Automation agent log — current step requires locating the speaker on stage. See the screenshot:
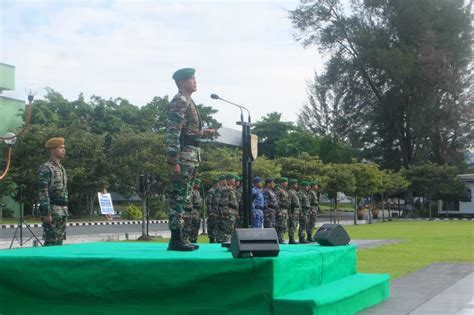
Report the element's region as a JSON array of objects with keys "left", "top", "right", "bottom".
[
  {"left": 314, "top": 224, "right": 350, "bottom": 246},
  {"left": 230, "top": 228, "right": 280, "bottom": 258}
]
